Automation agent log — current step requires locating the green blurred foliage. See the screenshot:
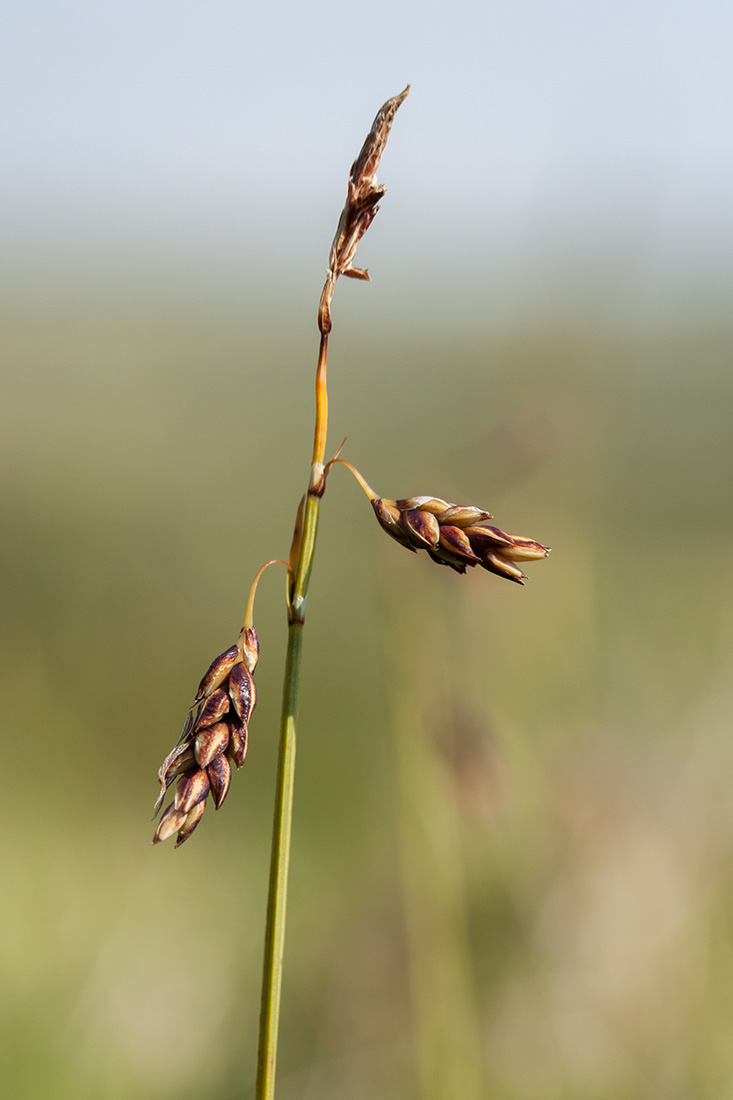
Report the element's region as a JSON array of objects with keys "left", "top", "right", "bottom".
[{"left": 2, "top": 294, "right": 733, "bottom": 1099}]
